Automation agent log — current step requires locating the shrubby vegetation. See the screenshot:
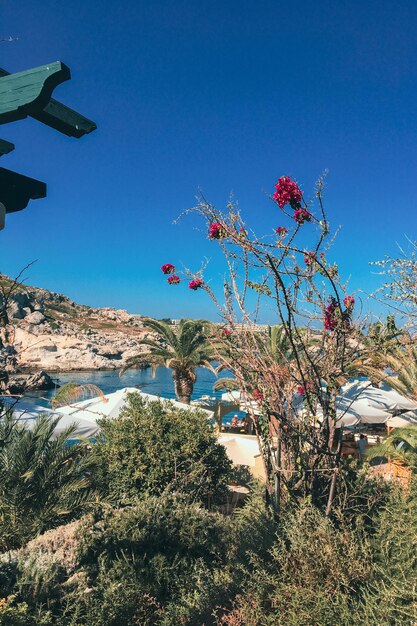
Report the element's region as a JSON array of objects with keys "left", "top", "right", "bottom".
[
  {"left": 1, "top": 177, "right": 417, "bottom": 624},
  {"left": 91, "top": 394, "right": 232, "bottom": 506}
]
